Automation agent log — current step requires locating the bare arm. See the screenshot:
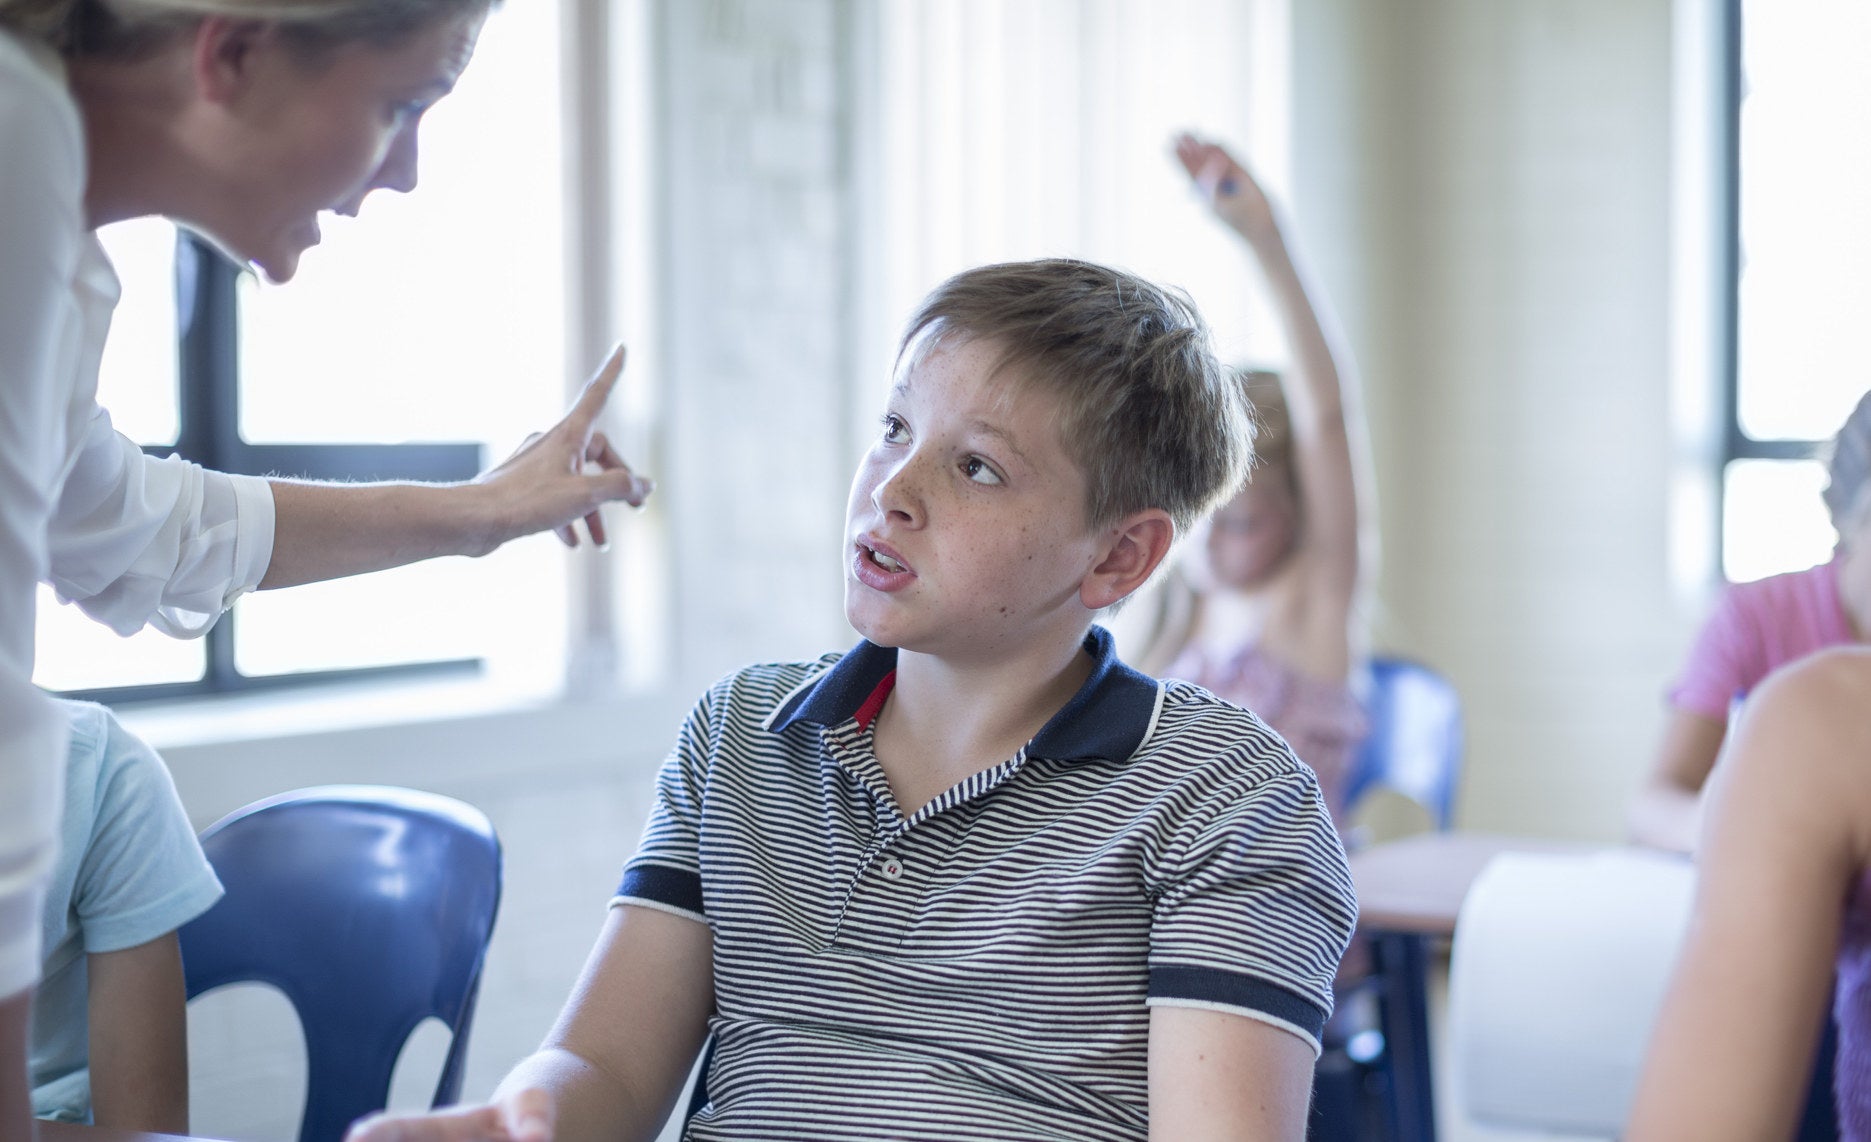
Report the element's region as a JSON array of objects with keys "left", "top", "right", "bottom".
[
  {"left": 261, "top": 348, "right": 652, "bottom": 590},
  {"left": 346, "top": 904, "right": 714, "bottom": 1142},
  {"left": 1626, "top": 708, "right": 1727, "bottom": 854},
  {"left": 87, "top": 934, "right": 188, "bottom": 1134},
  {"left": 1148, "top": 1006, "right": 1314, "bottom": 1140},
  {"left": 0, "top": 990, "right": 30, "bottom": 1142},
  {"left": 1627, "top": 650, "right": 1871, "bottom": 1140},
  {"left": 1173, "top": 134, "right": 1371, "bottom": 624}
]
